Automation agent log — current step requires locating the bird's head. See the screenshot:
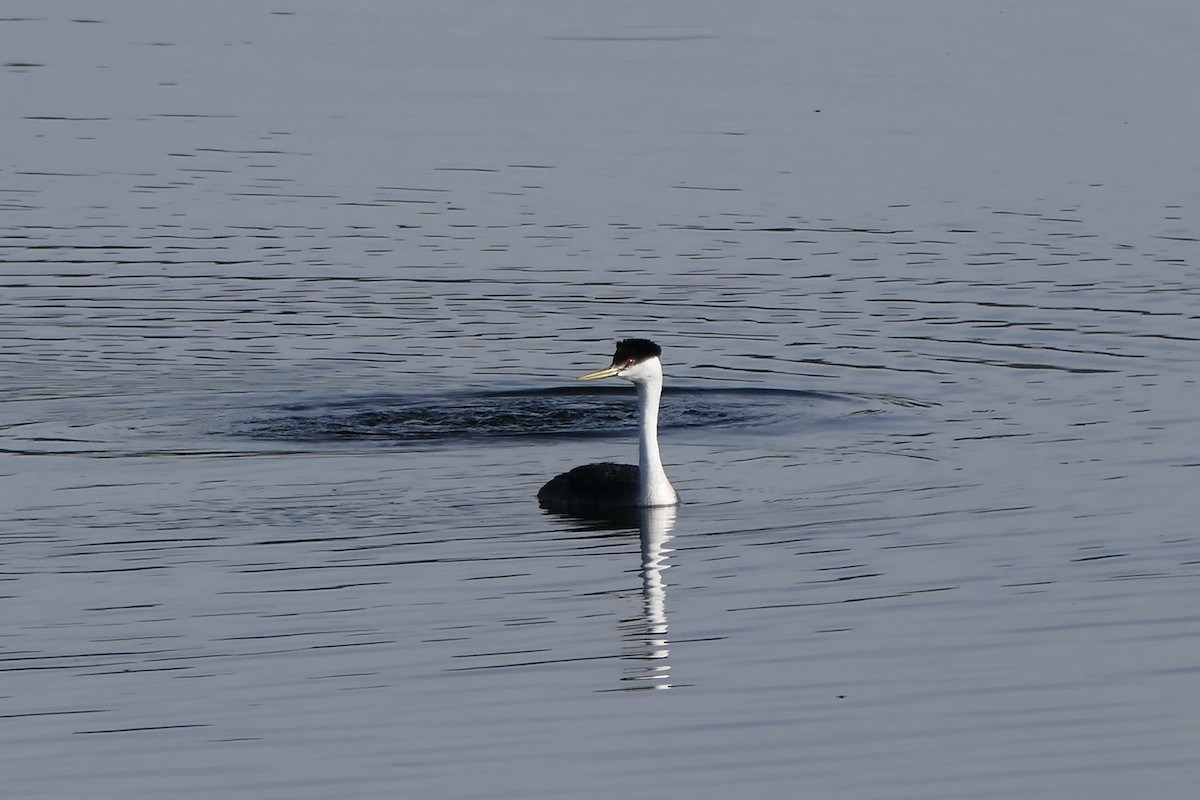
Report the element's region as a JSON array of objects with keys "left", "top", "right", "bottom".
[{"left": 578, "top": 338, "right": 664, "bottom": 385}]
